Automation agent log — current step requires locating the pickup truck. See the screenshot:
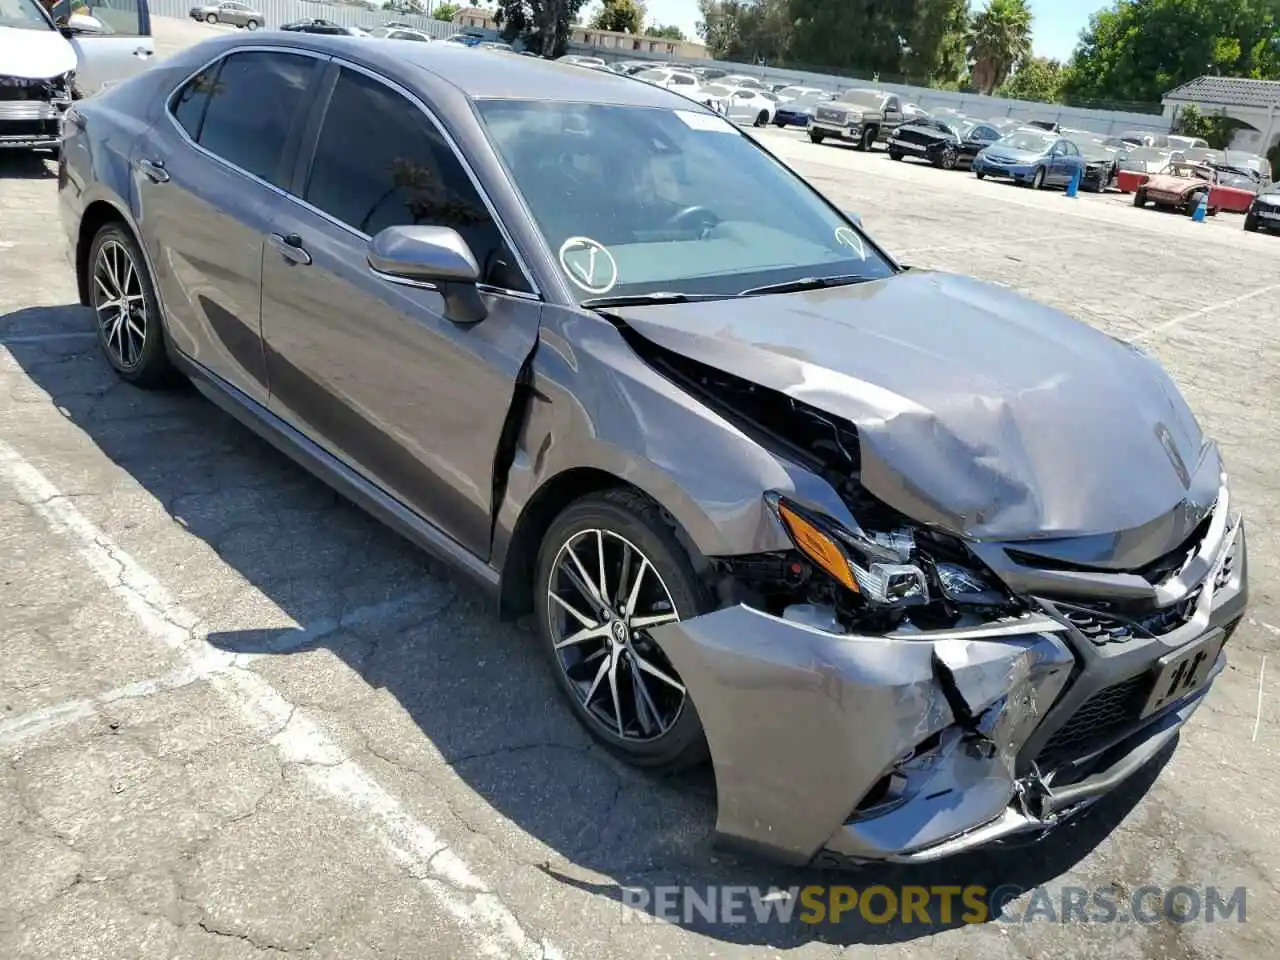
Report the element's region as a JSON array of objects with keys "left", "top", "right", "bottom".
[
  {"left": 808, "top": 88, "right": 906, "bottom": 151},
  {"left": 0, "top": 0, "right": 155, "bottom": 155}
]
